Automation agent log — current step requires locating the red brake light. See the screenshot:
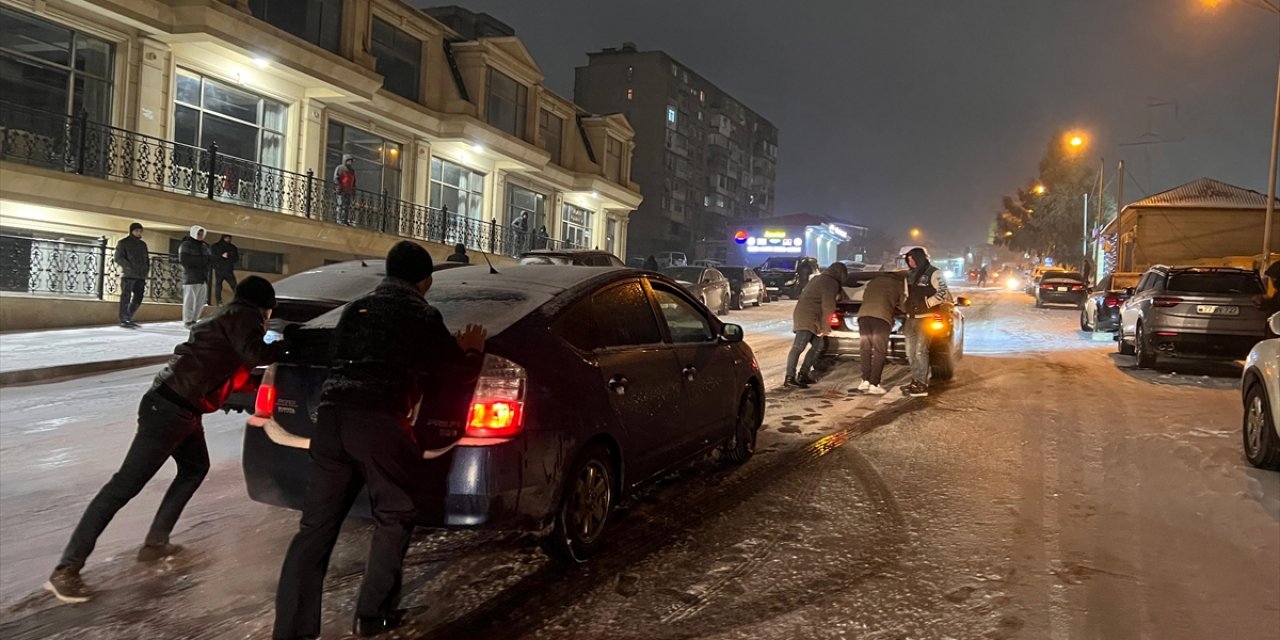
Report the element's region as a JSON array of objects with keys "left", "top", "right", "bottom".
[
  {"left": 1070, "top": 285, "right": 1084, "bottom": 291},
  {"left": 1040, "top": 283, "right": 1054, "bottom": 289},
  {"left": 1104, "top": 295, "right": 1120, "bottom": 308},
  {"left": 1152, "top": 297, "right": 1184, "bottom": 308},
  {"left": 465, "top": 355, "right": 527, "bottom": 438},
  {"left": 254, "top": 365, "right": 277, "bottom": 417},
  {"left": 829, "top": 312, "right": 841, "bottom": 329}
]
